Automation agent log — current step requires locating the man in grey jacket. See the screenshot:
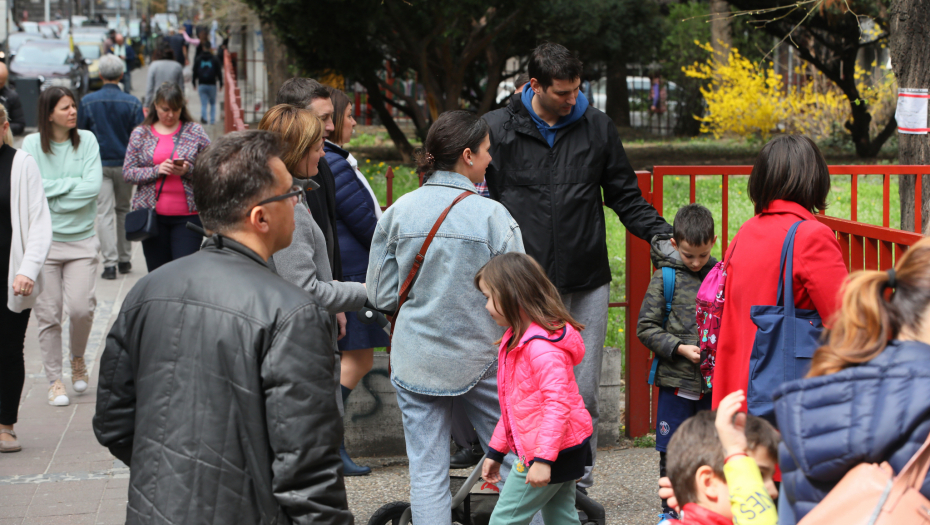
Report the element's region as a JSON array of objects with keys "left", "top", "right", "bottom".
[{"left": 93, "top": 131, "right": 353, "bottom": 525}]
